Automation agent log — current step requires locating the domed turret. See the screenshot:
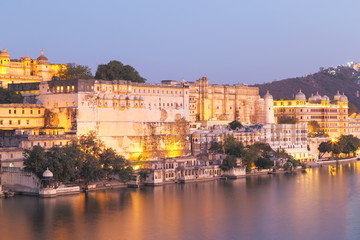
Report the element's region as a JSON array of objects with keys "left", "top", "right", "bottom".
[
  {"left": 24, "top": 54, "right": 31, "bottom": 61},
  {"left": 322, "top": 95, "right": 330, "bottom": 101},
  {"left": 37, "top": 50, "right": 48, "bottom": 63},
  {"left": 314, "top": 92, "right": 321, "bottom": 101},
  {"left": 308, "top": 93, "right": 315, "bottom": 102},
  {"left": 43, "top": 168, "right": 53, "bottom": 178},
  {"left": 264, "top": 90, "right": 273, "bottom": 100},
  {"left": 0, "top": 48, "right": 10, "bottom": 58},
  {"left": 340, "top": 93, "right": 348, "bottom": 102},
  {"left": 295, "top": 89, "right": 306, "bottom": 100},
  {"left": 334, "top": 90, "right": 341, "bottom": 101}
]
